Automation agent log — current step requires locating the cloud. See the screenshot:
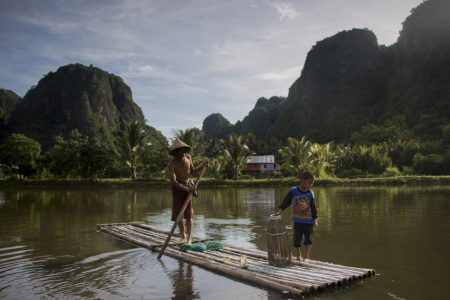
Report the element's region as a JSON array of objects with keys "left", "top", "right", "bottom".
[
  {"left": 122, "top": 64, "right": 154, "bottom": 79},
  {"left": 193, "top": 48, "right": 204, "bottom": 56},
  {"left": 267, "top": 1, "right": 300, "bottom": 20},
  {"left": 254, "top": 68, "right": 299, "bottom": 81}
]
